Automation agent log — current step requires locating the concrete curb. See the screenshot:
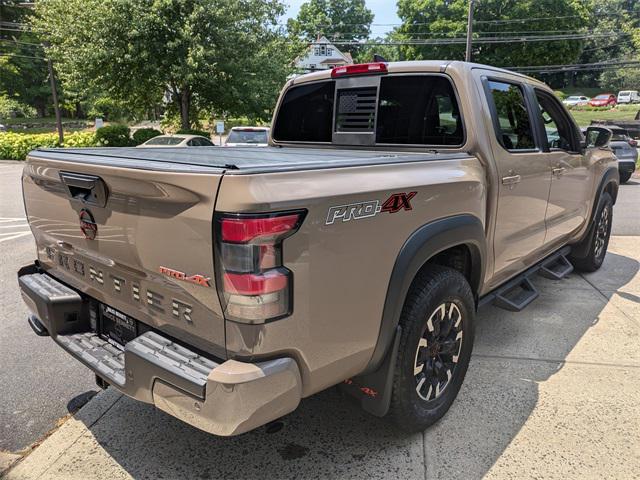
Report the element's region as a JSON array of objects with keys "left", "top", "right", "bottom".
[{"left": 3, "top": 389, "right": 122, "bottom": 480}]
